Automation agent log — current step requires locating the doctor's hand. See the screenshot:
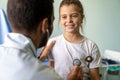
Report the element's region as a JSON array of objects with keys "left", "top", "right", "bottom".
[
  {"left": 67, "top": 65, "right": 83, "bottom": 80},
  {"left": 39, "top": 40, "right": 55, "bottom": 61}
]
